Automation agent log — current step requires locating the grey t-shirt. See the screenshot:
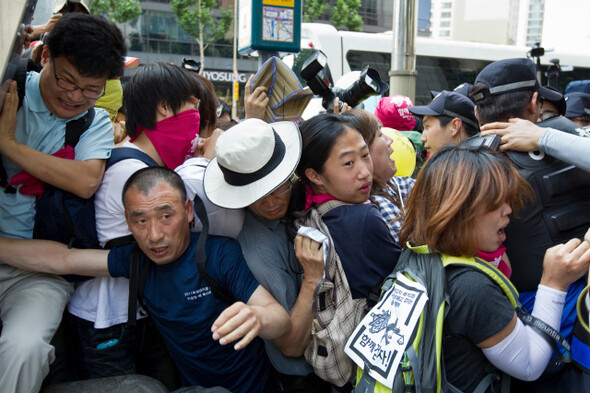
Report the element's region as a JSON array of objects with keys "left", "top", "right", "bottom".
[
  {"left": 443, "top": 266, "right": 514, "bottom": 392},
  {"left": 238, "top": 209, "right": 313, "bottom": 376}
]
